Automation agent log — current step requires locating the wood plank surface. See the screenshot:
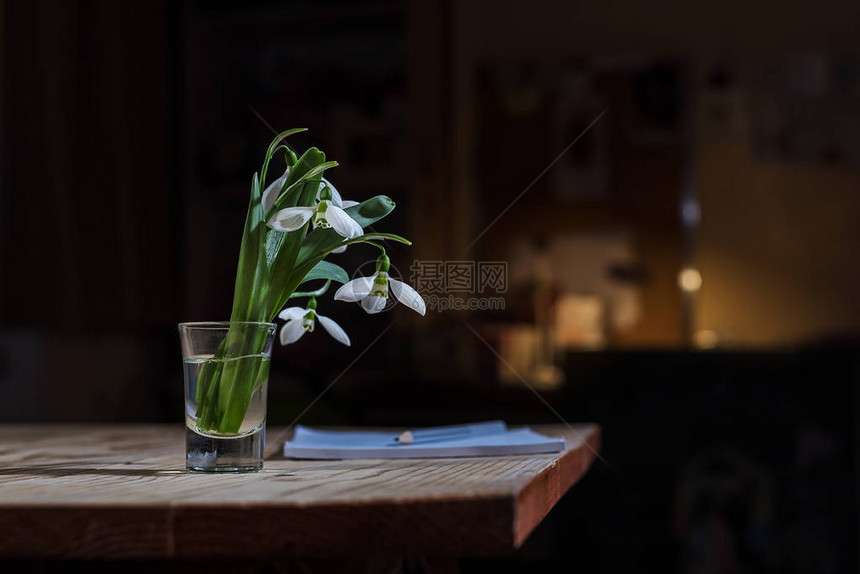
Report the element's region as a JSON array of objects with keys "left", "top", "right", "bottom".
[{"left": 0, "top": 424, "right": 600, "bottom": 559}]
